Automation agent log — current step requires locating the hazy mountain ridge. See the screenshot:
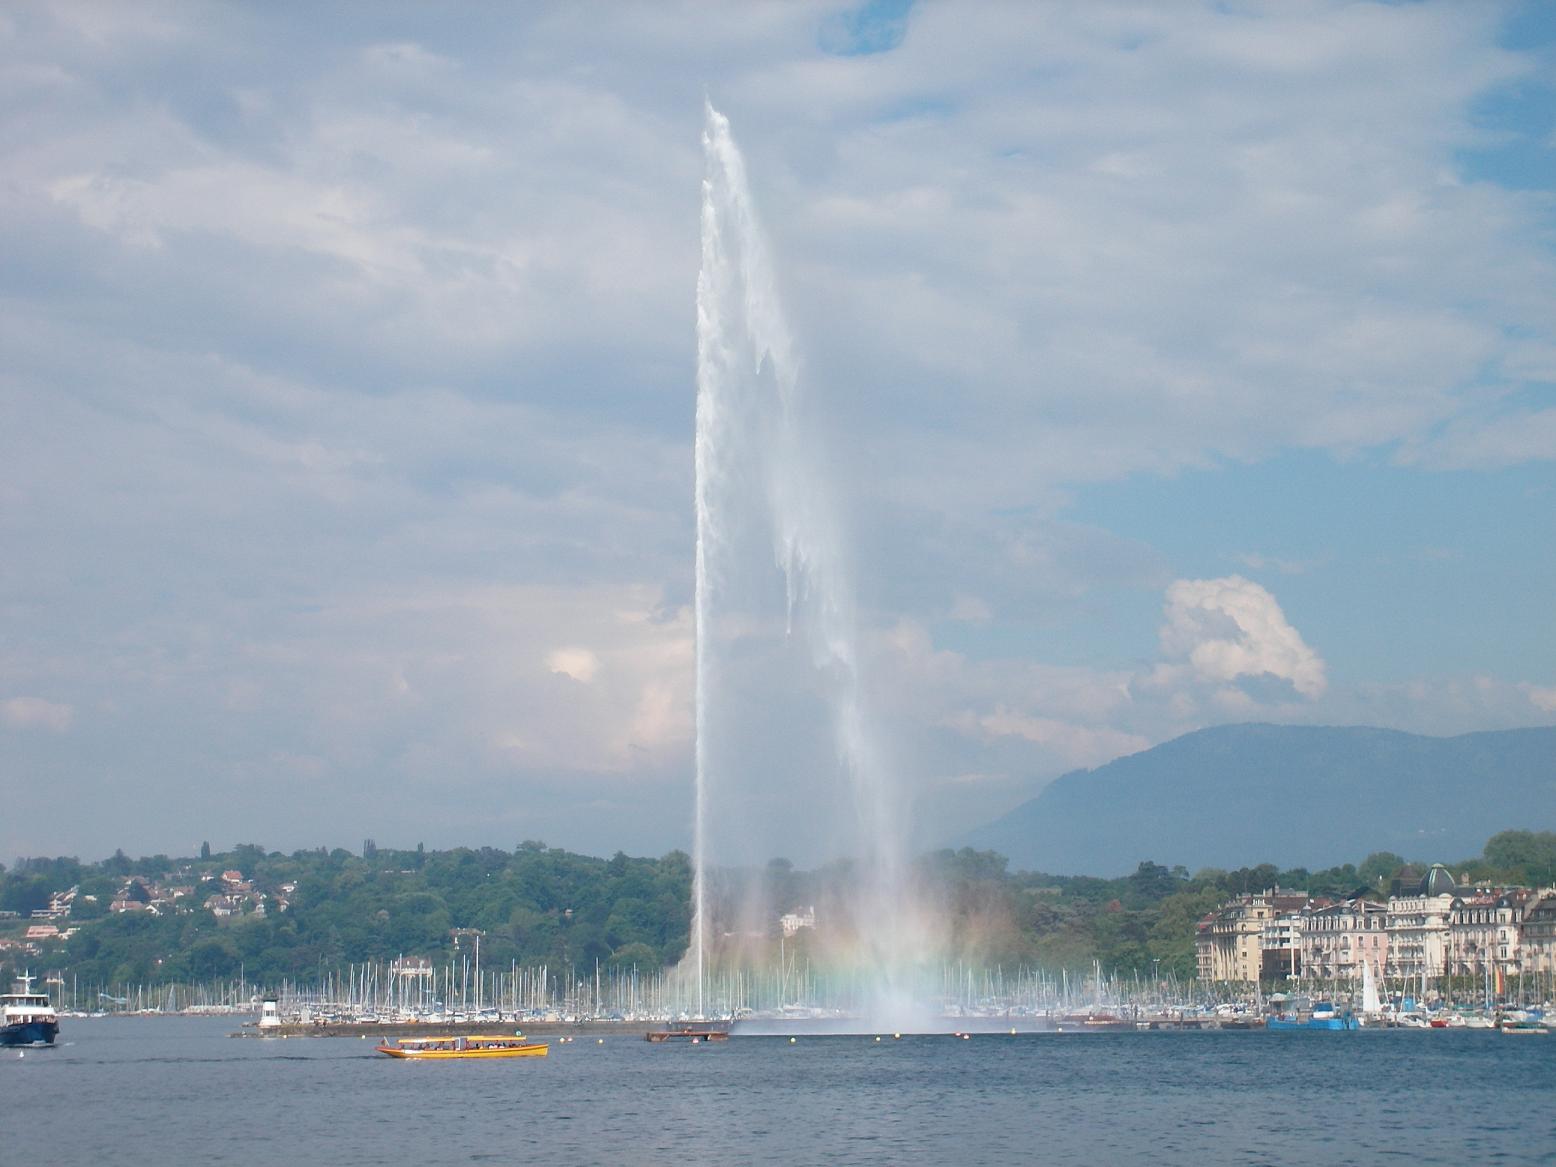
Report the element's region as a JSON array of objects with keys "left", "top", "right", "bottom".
[{"left": 962, "top": 723, "right": 1556, "bottom": 877}]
